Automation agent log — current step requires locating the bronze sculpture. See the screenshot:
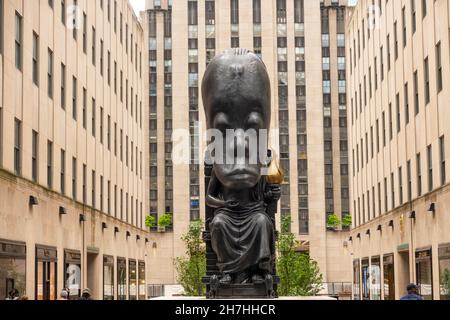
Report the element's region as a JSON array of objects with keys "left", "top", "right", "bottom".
[{"left": 202, "top": 48, "right": 282, "bottom": 298}]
